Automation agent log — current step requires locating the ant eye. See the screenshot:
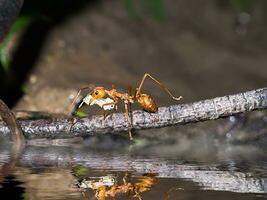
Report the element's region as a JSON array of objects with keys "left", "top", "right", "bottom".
[{"left": 95, "top": 91, "right": 99, "bottom": 95}]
